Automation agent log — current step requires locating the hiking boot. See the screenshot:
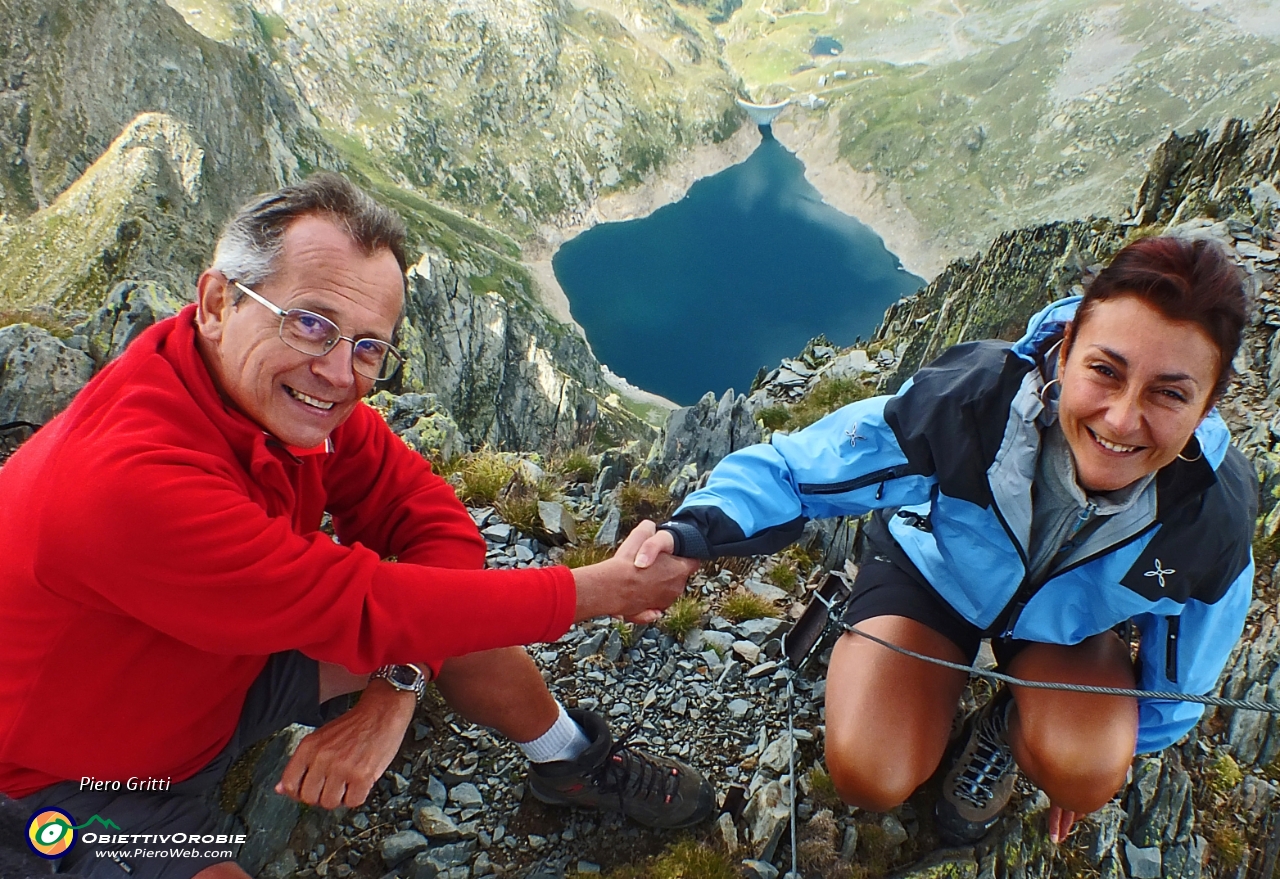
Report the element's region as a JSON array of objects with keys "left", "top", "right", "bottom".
[
  {"left": 935, "top": 687, "right": 1017, "bottom": 845},
  {"left": 527, "top": 709, "right": 715, "bottom": 829}
]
